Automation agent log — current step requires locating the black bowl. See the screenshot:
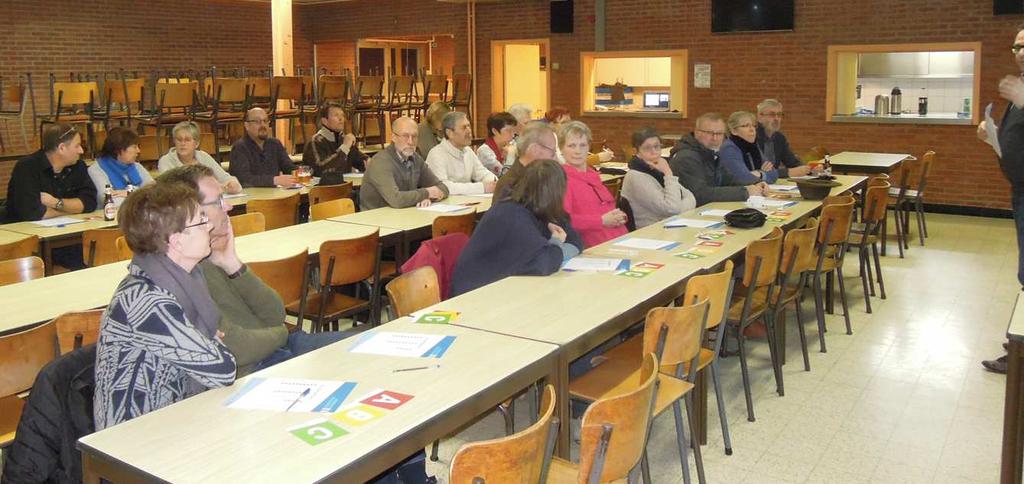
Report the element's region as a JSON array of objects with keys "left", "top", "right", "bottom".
[{"left": 794, "top": 179, "right": 841, "bottom": 200}]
